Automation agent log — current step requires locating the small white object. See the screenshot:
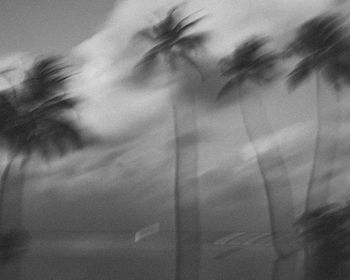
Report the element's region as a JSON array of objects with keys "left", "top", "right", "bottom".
[
  {"left": 135, "top": 223, "right": 160, "bottom": 243},
  {"left": 213, "top": 232, "right": 245, "bottom": 245}
]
